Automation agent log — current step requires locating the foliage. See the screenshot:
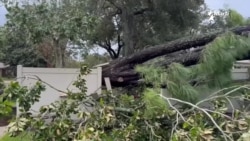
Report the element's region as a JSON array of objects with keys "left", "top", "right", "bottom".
[
  {"left": 80, "top": 0, "right": 207, "bottom": 57},
  {"left": 239, "top": 130, "right": 250, "bottom": 141},
  {"left": 201, "top": 9, "right": 248, "bottom": 33},
  {"left": 0, "top": 71, "right": 249, "bottom": 140},
  {"left": 0, "top": 27, "right": 6, "bottom": 60},
  {"left": 2, "top": 66, "right": 250, "bottom": 140},
  {"left": 0, "top": 100, "right": 14, "bottom": 117},
  {"left": 0, "top": 0, "right": 214, "bottom": 63},
  {"left": 82, "top": 53, "right": 110, "bottom": 68},
  {"left": 2, "top": 1, "right": 95, "bottom": 67},
  {"left": 143, "top": 89, "right": 168, "bottom": 118},
  {"left": 226, "top": 9, "right": 245, "bottom": 27},
  {"left": 0, "top": 23, "right": 47, "bottom": 67},
  {"left": 64, "top": 59, "right": 82, "bottom": 68},
  {"left": 137, "top": 33, "right": 250, "bottom": 103},
  {"left": 0, "top": 77, "right": 15, "bottom": 117},
  {"left": 1, "top": 32, "right": 250, "bottom": 140},
  {"left": 198, "top": 33, "right": 250, "bottom": 87},
  {"left": 0, "top": 77, "right": 5, "bottom": 90}
]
